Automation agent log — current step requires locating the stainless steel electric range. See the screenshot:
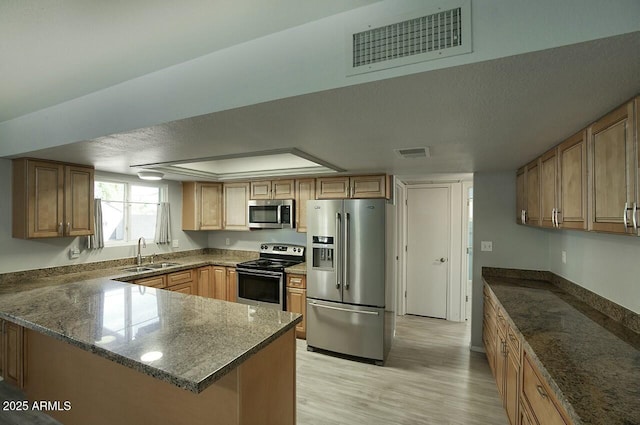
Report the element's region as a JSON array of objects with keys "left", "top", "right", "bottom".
[{"left": 236, "top": 243, "right": 305, "bottom": 310}]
